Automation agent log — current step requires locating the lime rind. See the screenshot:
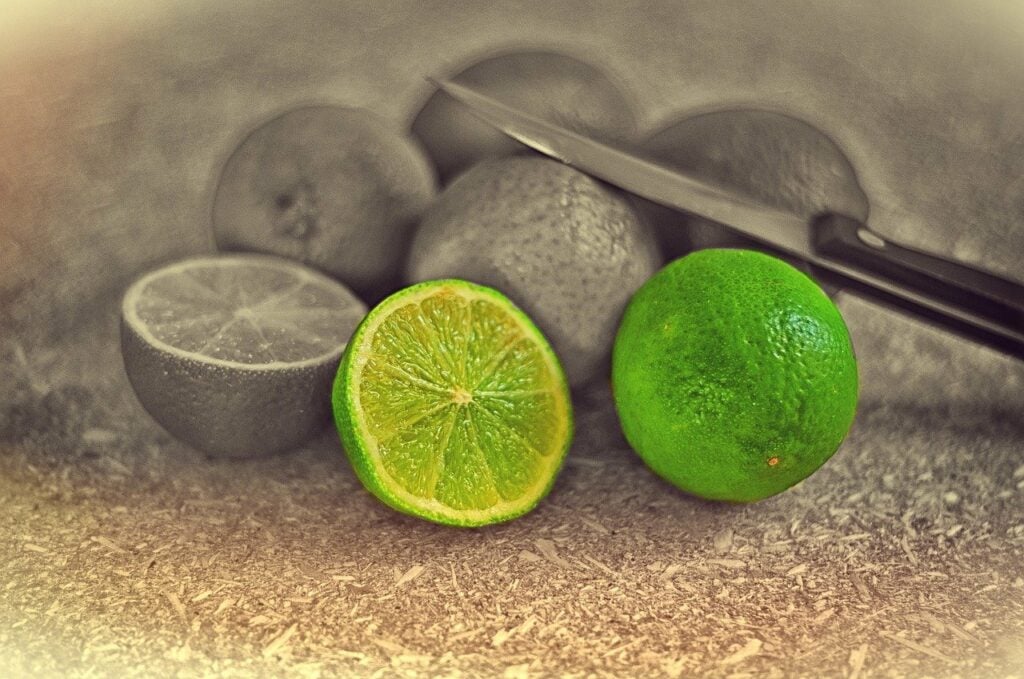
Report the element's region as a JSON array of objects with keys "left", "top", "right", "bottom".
[{"left": 334, "top": 279, "right": 573, "bottom": 527}]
